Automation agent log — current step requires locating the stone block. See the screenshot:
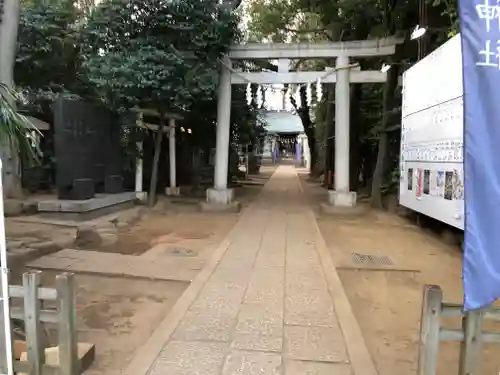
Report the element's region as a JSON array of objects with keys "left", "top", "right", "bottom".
[
  {"left": 171, "top": 310, "right": 237, "bottom": 342},
  {"left": 284, "top": 325, "right": 348, "bottom": 363},
  {"left": 327, "top": 190, "right": 357, "bottom": 207},
  {"left": 22, "top": 201, "right": 38, "bottom": 215},
  {"left": 165, "top": 186, "right": 180, "bottom": 196},
  {"left": 200, "top": 201, "right": 241, "bottom": 213},
  {"left": 320, "top": 203, "right": 366, "bottom": 216},
  {"left": 135, "top": 191, "right": 147, "bottom": 202},
  {"left": 284, "top": 290, "right": 336, "bottom": 327},
  {"left": 222, "top": 351, "right": 282, "bottom": 375},
  {"left": 235, "top": 303, "right": 283, "bottom": 337},
  {"left": 285, "top": 361, "right": 352, "bottom": 375},
  {"left": 148, "top": 341, "right": 227, "bottom": 375},
  {"left": 75, "top": 225, "right": 102, "bottom": 248},
  {"left": 30, "top": 241, "right": 64, "bottom": 255},
  {"left": 206, "top": 188, "right": 235, "bottom": 205},
  {"left": 58, "top": 178, "right": 95, "bottom": 200},
  {"left": 231, "top": 333, "right": 283, "bottom": 353},
  {"left": 4, "top": 199, "right": 23, "bottom": 217},
  {"left": 104, "top": 175, "right": 123, "bottom": 194}
]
